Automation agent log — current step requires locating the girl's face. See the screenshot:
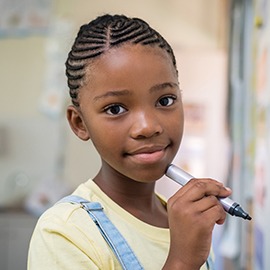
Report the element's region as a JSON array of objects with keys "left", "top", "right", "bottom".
[{"left": 68, "top": 45, "right": 184, "bottom": 182}]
